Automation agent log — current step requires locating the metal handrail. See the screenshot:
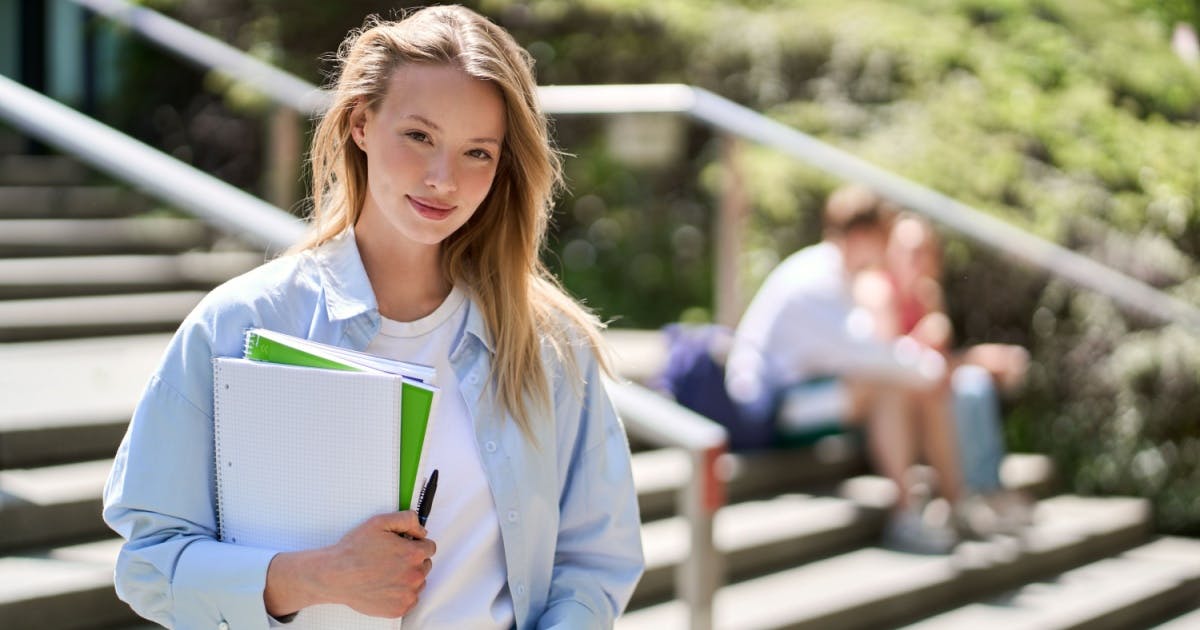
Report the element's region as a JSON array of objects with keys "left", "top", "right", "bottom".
[
  {"left": 0, "top": 75, "right": 305, "bottom": 252},
  {"left": 605, "top": 378, "right": 728, "bottom": 630},
  {"left": 72, "top": 0, "right": 1200, "bottom": 332},
  {"left": 542, "top": 84, "right": 1200, "bottom": 332}
]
